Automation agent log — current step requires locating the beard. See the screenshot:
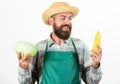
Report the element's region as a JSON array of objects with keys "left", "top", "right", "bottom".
[{"left": 53, "top": 23, "right": 72, "bottom": 40}]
